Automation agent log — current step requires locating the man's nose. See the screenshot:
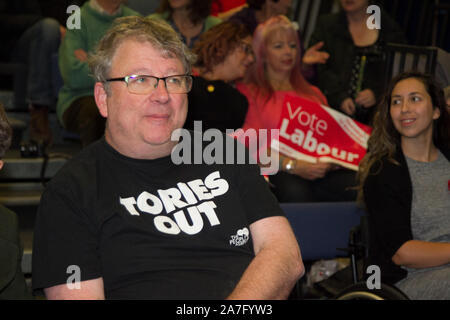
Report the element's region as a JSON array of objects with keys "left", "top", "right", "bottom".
[{"left": 150, "top": 79, "right": 169, "bottom": 102}]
